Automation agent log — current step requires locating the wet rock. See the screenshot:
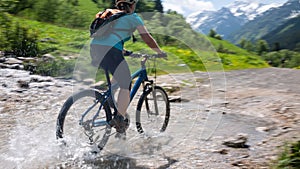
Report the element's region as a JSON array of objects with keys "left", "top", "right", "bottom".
[
  {"left": 30, "top": 82, "right": 55, "bottom": 88},
  {"left": 82, "top": 78, "right": 95, "bottom": 85},
  {"left": 223, "top": 133, "right": 249, "bottom": 148},
  {"left": 169, "top": 96, "right": 189, "bottom": 102},
  {"left": 255, "top": 127, "right": 270, "bottom": 133},
  {"left": 217, "top": 88, "right": 226, "bottom": 92},
  {"left": 231, "top": 160, "right": 249, "bottom": 168},
  {"left": 213, "top": 148, "right": 229, "bottom": 155},
  {"left": 160, "top": 83, "right": 180, "bottom": 93},
  {"left": 168, "top": 96, "right": 182, "bottom": 102},
  {"left": 0, "top": 57, "right": 5, "bottom": 63},
  {"left": 12, "top": 89, "right": 26, "bottom": 93},
  {"left": 30, "top": 75, "right": 53, "bottom": 82},
  {"left": 17, "top": 57, "right": 38, "bottom": 62},
  {"left": 279, "top": 106, "right": 294, "bottom": 114},
  {"left": 42, "top": 54, "right": 55, "bottom": 61},
  {"left": 4, "top": 58, "right": 23, "bottom": 65},
  {"left": 17, "top": 80, "right": 30, "bottom": 88},
  {"left": 0, "top": 63, "right": 24, "bottom": 69},
  {"left": 2, "top": 63, "right": 11, "bottom": 68},
  {"left": 61, "top": 55, "right": 76, "bottom": 60}
]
